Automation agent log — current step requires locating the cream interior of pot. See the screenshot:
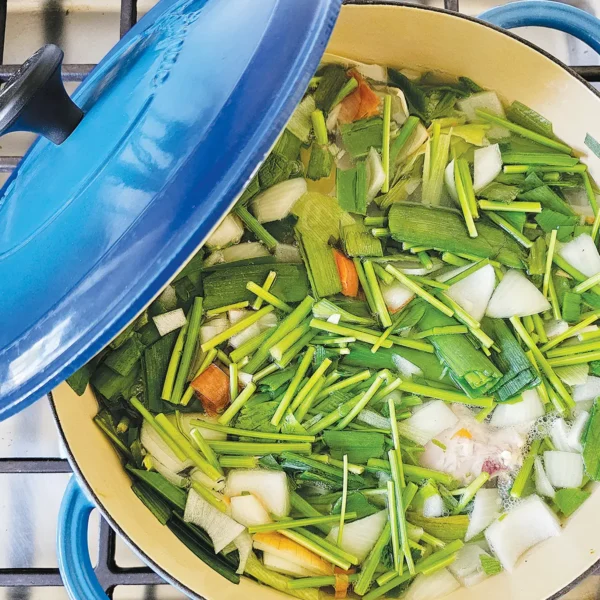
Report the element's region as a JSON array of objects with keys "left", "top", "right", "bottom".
[{"left": 52, "top": 5, "right": 600, "bottom": 600}]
